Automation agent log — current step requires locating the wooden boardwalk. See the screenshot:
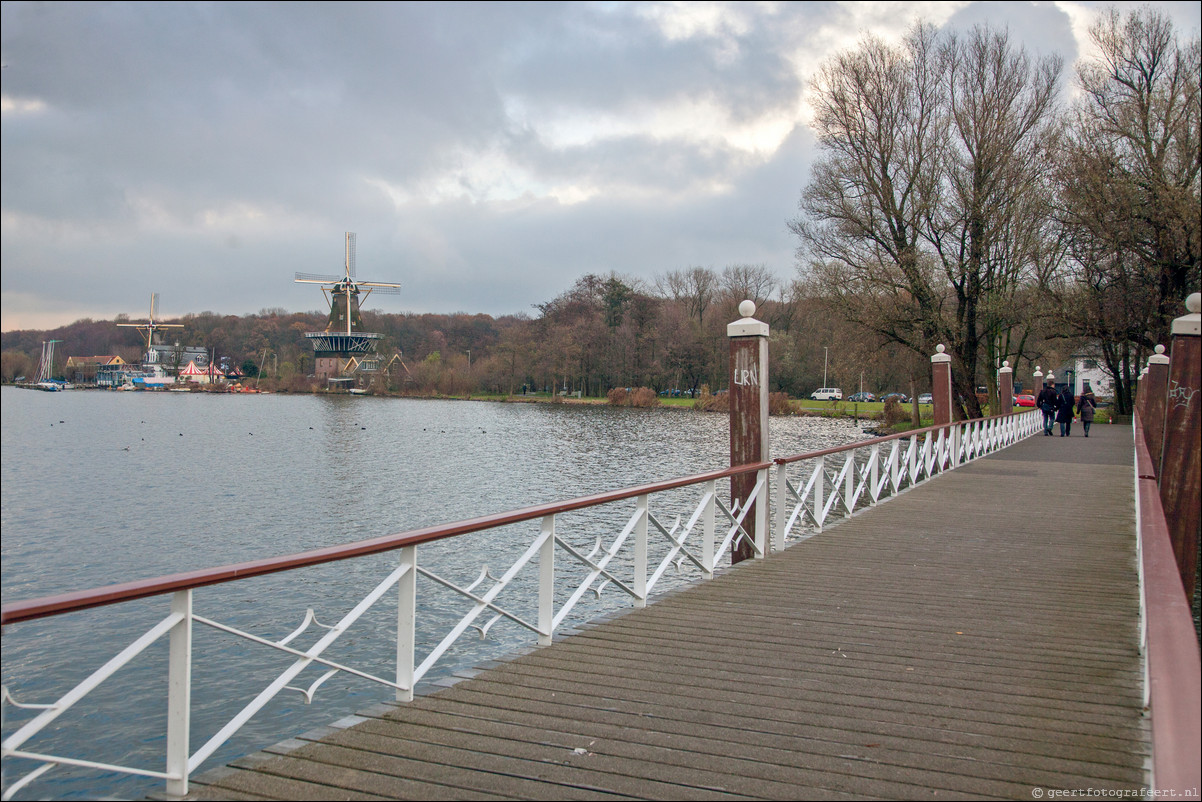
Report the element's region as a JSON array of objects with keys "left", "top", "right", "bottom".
[{"left": 184, "top": 423, "right": 1147, "bottom": 800}]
